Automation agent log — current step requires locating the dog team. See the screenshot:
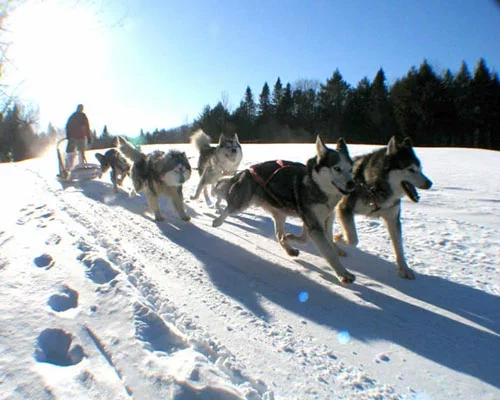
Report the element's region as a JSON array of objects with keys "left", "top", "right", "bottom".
[{"left": 94, "top": 130, "right": 432, "bottom": 285}]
